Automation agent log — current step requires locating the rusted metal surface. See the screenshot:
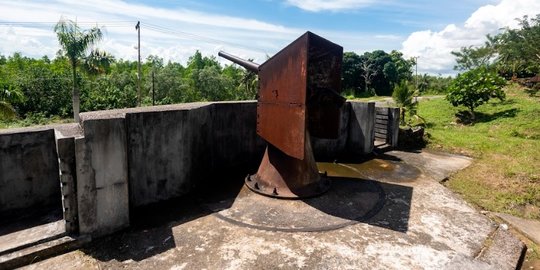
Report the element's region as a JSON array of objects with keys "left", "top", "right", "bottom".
[
  {"left": 245, "top": 131, "right": 331, "bottom": 199},
  {"left": 218, "top": 51, "right": 259, "bottom": 73},
  {"left": 306, "top": 34, "right": 345, "bottom": 139},
  {"left": 257, "top": 32, "right": 344, "bottom": 159},
  {"left": 218, "top": 31, "right": 343, "bottom": 198},
  {"left": 257, "top": 33, "right": 308, "bottom": 159}
]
